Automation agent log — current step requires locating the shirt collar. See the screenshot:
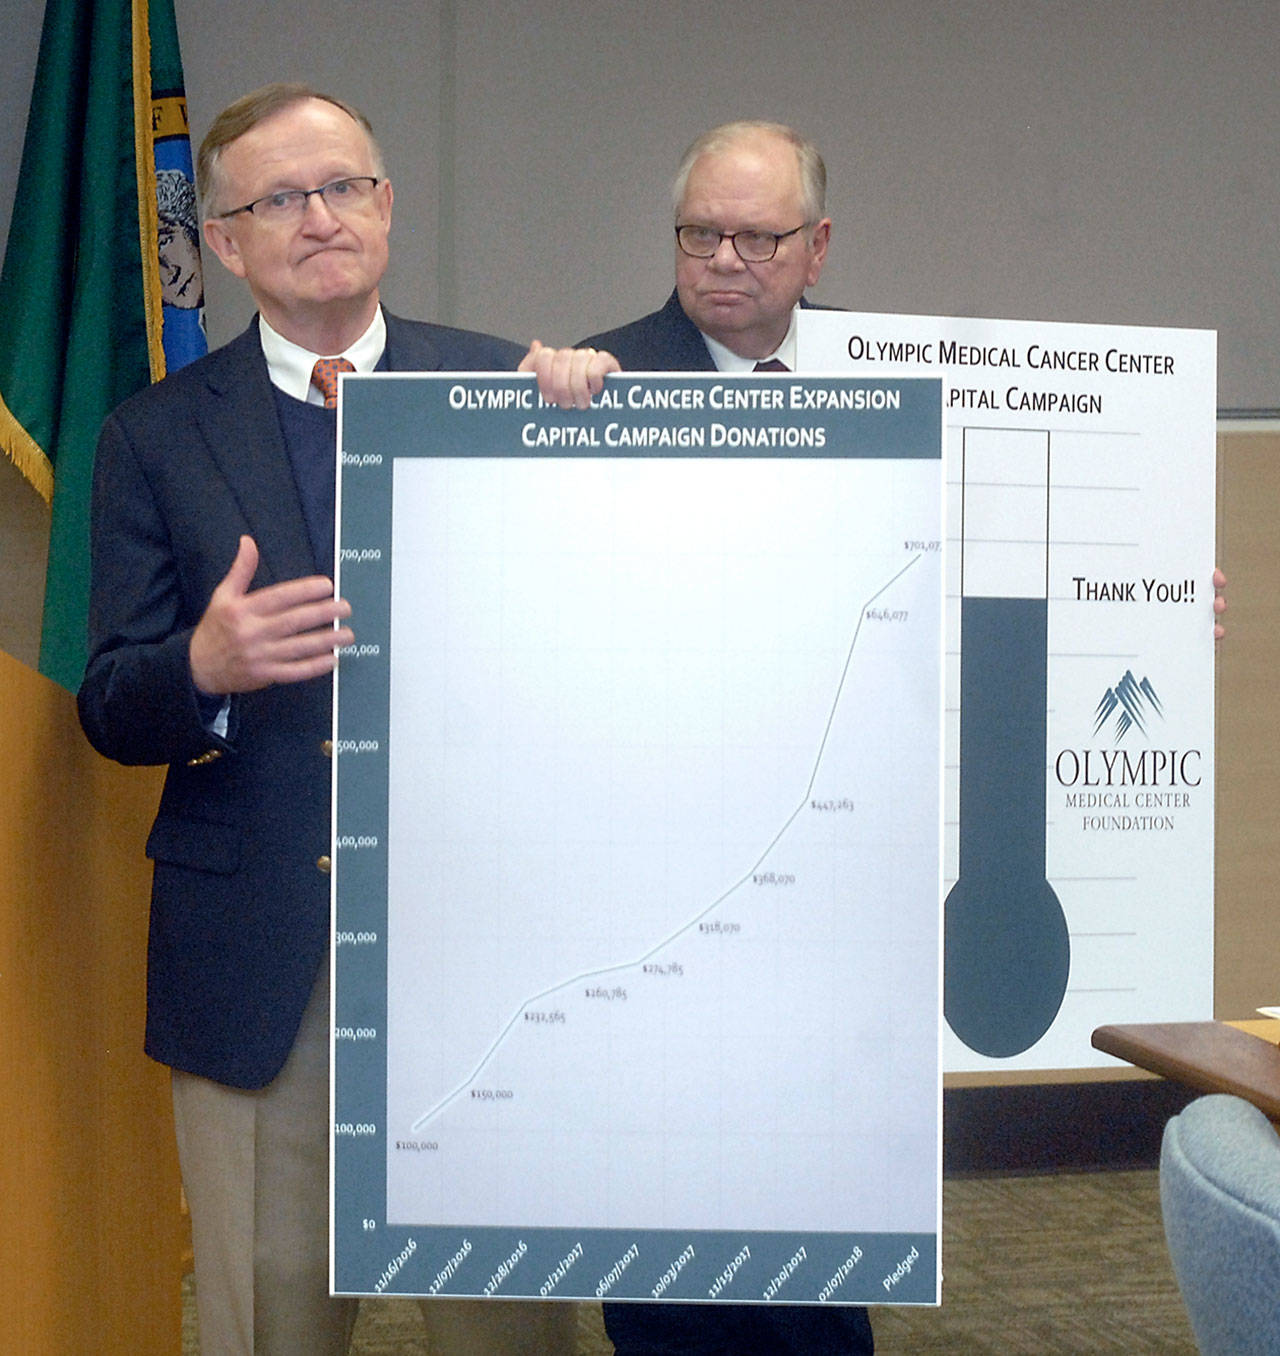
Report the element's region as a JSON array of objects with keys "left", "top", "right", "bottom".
[
  {"left": 257, "top": 308, "right": 388, "bottom": 404},
  {"left": 702, "top": 307, "right": 799, "bottom": 373}
]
